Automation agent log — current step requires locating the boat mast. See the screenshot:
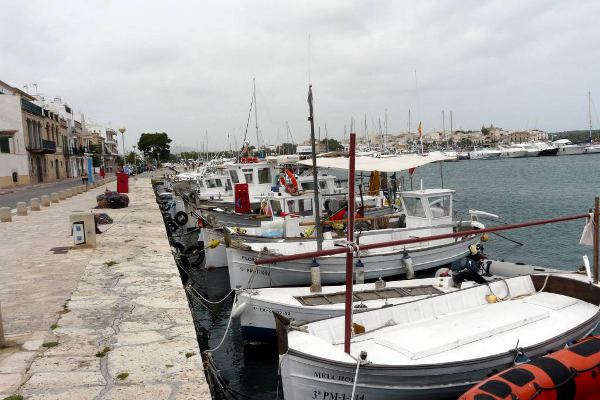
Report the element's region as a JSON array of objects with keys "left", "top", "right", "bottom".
[
  {"left": 384, "top": 108, "right": 388, "bottom": 152},
  {"left": 589, "top": 91, "right": 593, "bottom": 143},
  {"left": 344, "top": 132, "right": 357, "bottom": 355},
  {"left": 253, "top": 78, "right": 260, "bottom": 152},
  {"left": 308, "top": 85, "right": 323, "bottom": 251},
  {"left": 442, "top": 110, "right": 446, "bottom": 146},
  {"left": 408, "top": 109, "right": 411, "bottom": 151},
  {"left": 450, "top": 111, "right": 453, "bottom": 144}
]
